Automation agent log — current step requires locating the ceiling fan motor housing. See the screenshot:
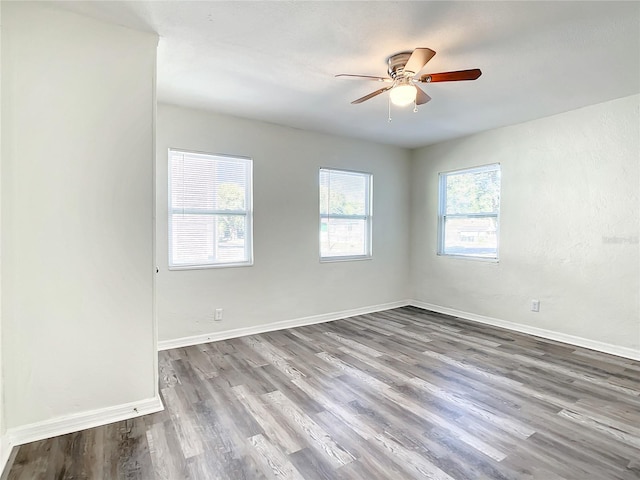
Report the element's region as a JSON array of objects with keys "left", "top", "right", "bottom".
[{"left": 387, "top": 52, "right": 413, "bottom": 78}]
